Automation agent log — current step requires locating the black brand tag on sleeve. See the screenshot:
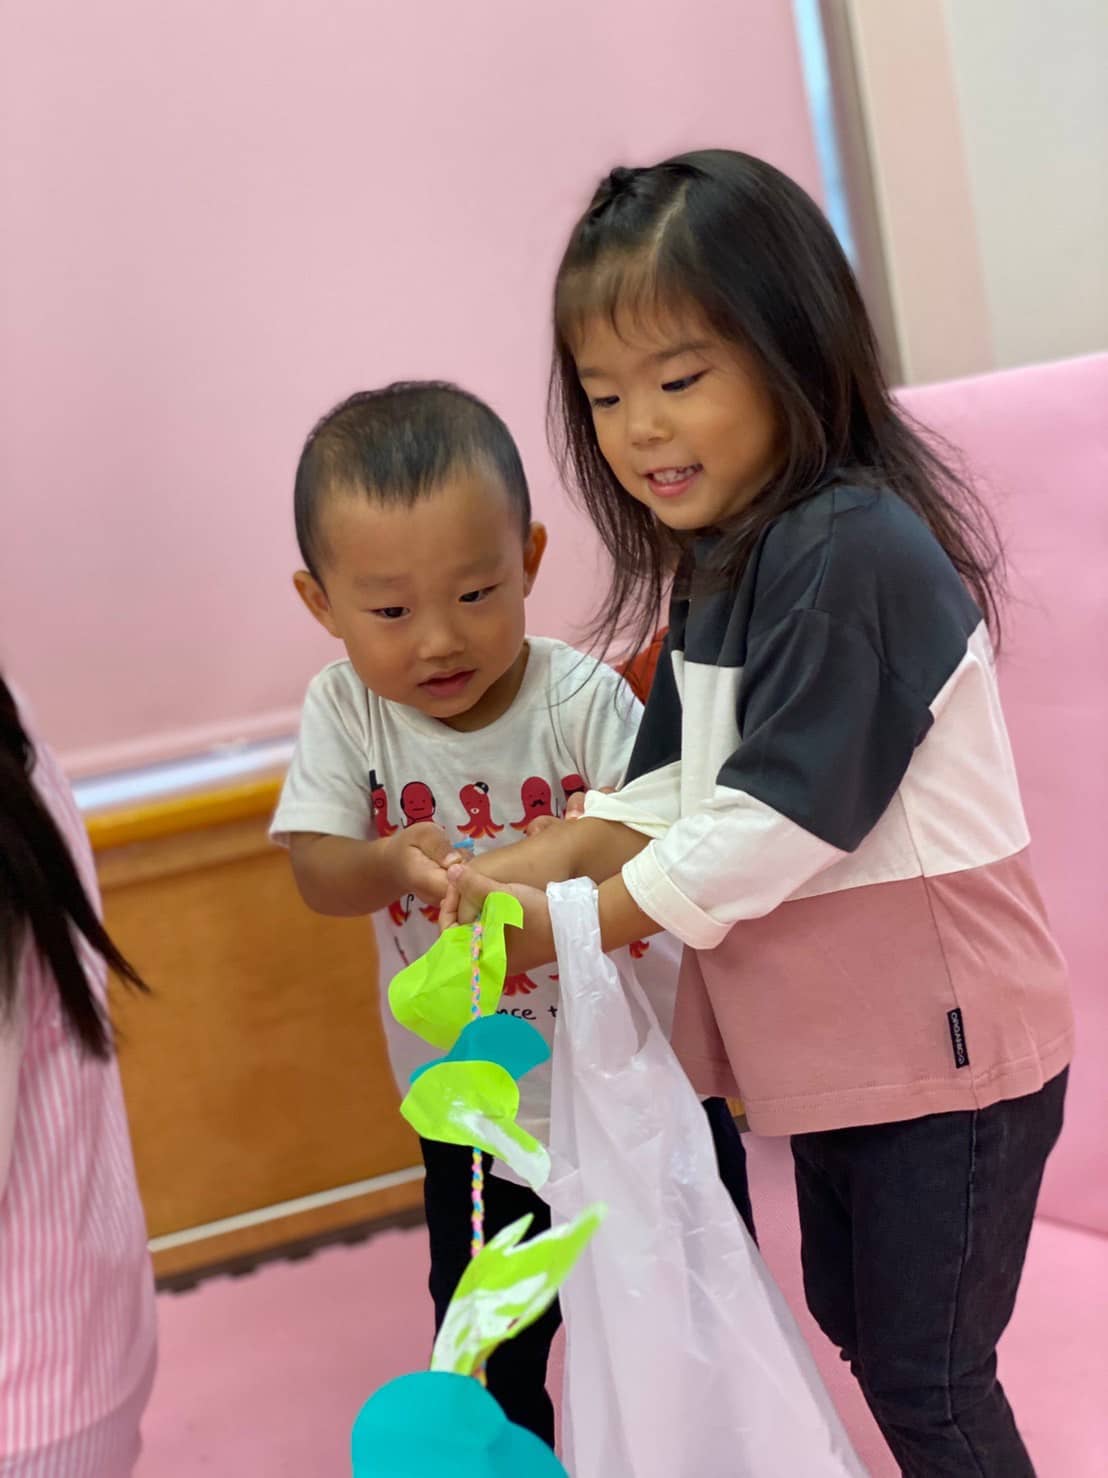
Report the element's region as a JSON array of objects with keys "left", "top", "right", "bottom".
[{"left": 947, "top": 1008, "right": 970, "bottom": 1069}]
